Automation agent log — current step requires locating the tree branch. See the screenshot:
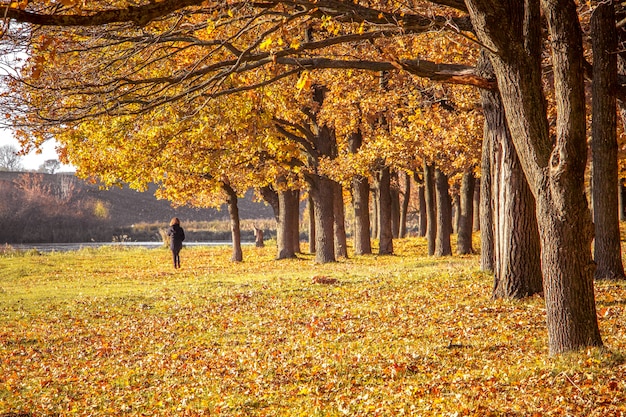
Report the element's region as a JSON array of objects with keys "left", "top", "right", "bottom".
[{"left": 3, "top": 0, "right": 208, "bottom": 27}]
